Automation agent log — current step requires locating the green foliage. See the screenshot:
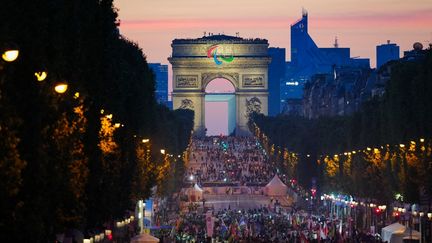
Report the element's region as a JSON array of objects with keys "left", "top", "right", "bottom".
[
  {"left": 0, "top": 0, "right": 194, "bottom": 241},
  {"left": 252, "top": 50, "right": 432, "bottom": 202}
]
